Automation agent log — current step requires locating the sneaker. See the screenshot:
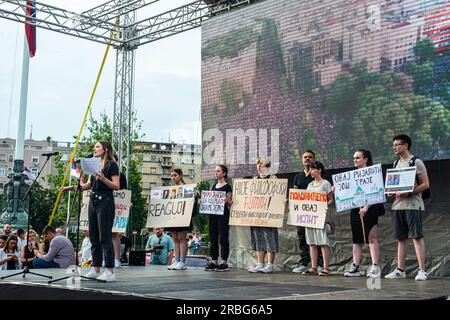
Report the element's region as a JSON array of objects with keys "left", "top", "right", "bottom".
[
  {"left": 167, "top": 261, "right": 178, "bottom": 270},
  {"left": 97, "top": 269, "right": 116, "bottom": 282},
  {"left": 344, "top": 263, "right": 361, "bottom": 277},
  {"left": 114, "top": 259, "right": 122, "bottom": 268},
  {"left": 83, "top": 268, "right": 99, "bottom": 280},
  {"left": 292, "top": 264, "right": 308, "bottom": 273},
  {"left": 415, "top": 269, "right": 428, "bottom": 281},
  {"left": 216, "top": 263, "right": 229, "bottom": 272},
  {"left": 173, "top": 261, "right": 187, "bottom": 270},
  {"left": 385, "top": 268, "right": 406, "bottom": 279},
  {"left": 261, "top": 264, "right": 273, "bottom": 274},
  {"left": 367, "top": 265, "right": 381, "bottom": 278},
  {"left": 204, "top": 263, "right": 218, "bottom": 271},
  {"left": 248, "top": 264, "right": 264, "bottom": 273}
]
